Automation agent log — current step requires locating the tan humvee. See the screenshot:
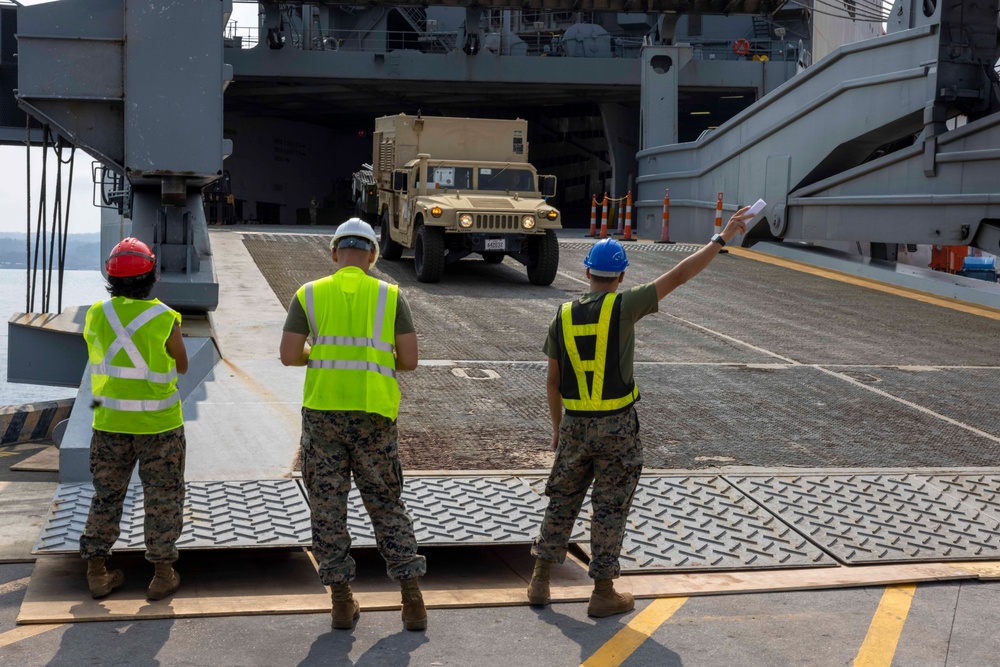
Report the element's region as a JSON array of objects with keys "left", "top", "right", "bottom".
[{"left": 372, "top": 113, "right": 560, "bottom": 285}]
